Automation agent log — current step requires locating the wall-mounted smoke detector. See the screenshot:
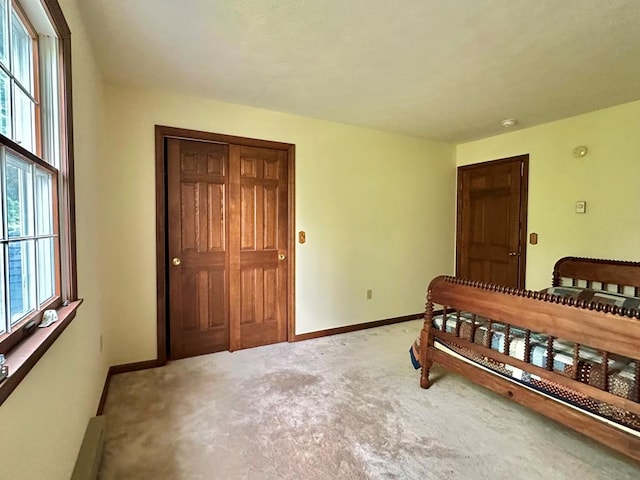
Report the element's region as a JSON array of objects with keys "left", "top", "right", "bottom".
[{"left": 500, "top": 118, "right": 518, "bottom": 128}]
